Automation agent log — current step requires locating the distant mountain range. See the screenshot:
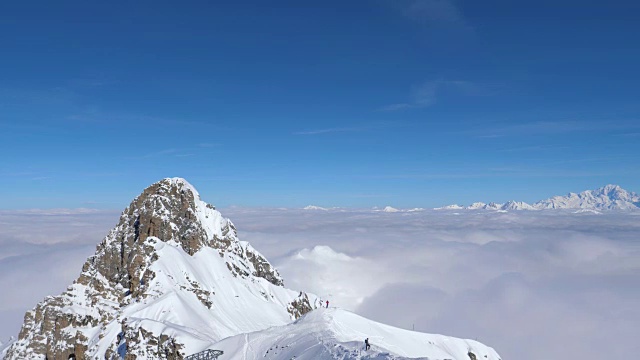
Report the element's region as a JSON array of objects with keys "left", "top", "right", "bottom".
[
  {"left": 436, "top": 184, "right": 640, "bottom": 211},
  {"left": 303, "top": 185, "right": 640, "bottom": 213}
]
